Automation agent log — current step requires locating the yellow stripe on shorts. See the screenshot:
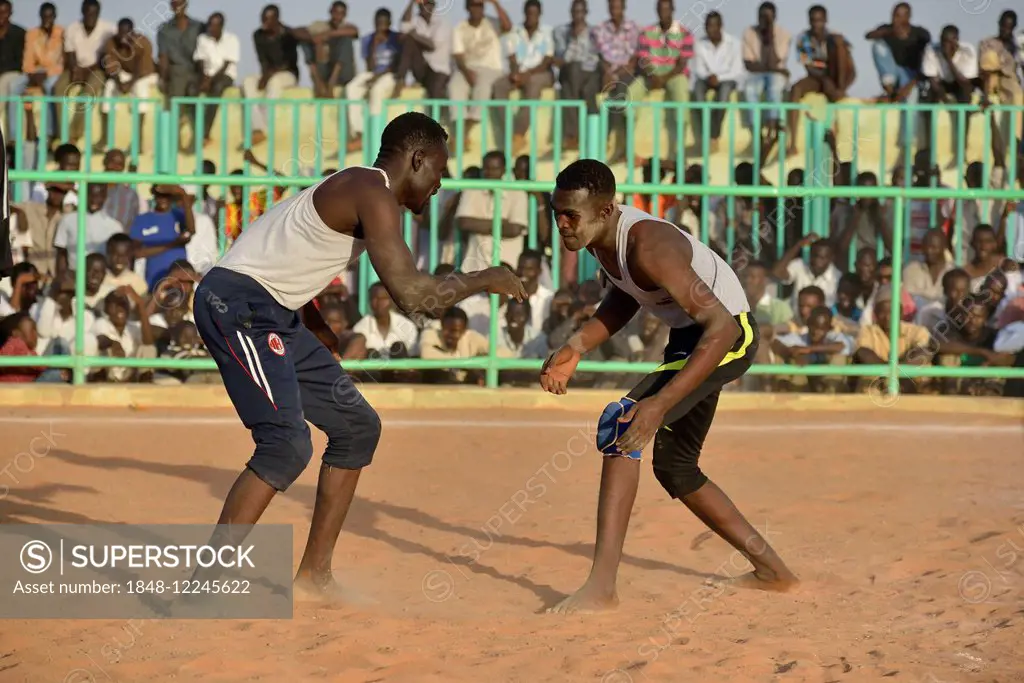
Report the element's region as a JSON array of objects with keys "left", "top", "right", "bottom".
[{"left": 654, "top": 312, "right": 754, "bottom": 373}]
